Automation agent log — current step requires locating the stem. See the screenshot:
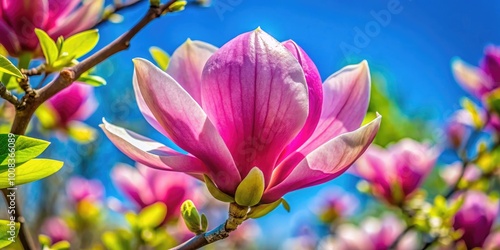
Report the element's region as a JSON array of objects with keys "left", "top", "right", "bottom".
[
  {"left": 388, "top": 225, "right": 414, "bottom": 250},
  {"left": 173, "top": 203, "right": 248, "bottom": 250},
  {"left": 0, "top": 82, "right": 19, "bottom": 106},
  {"left": 2, "top": 189, "right": 36, "bottom": 250},
  {"left": 4, "top": 1, "right": 180, "bottom": 249}
]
